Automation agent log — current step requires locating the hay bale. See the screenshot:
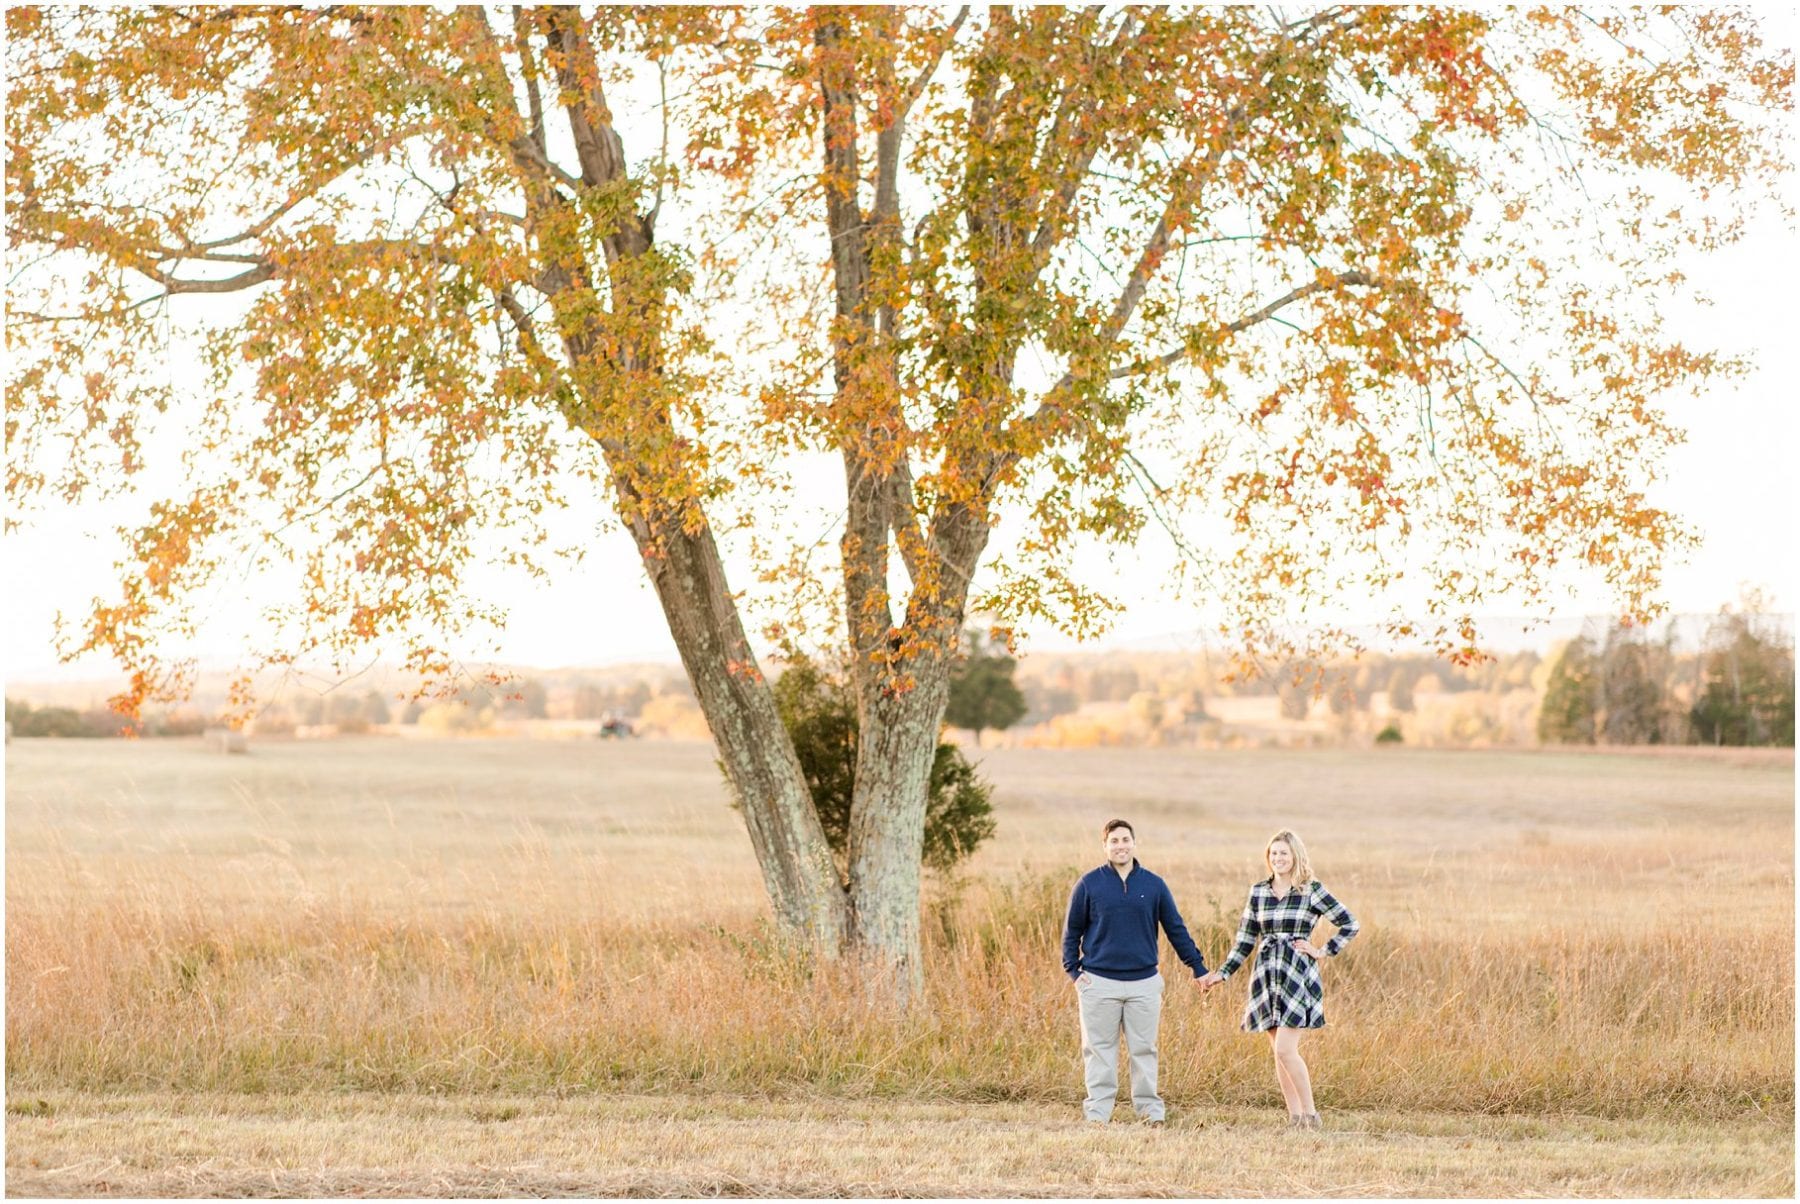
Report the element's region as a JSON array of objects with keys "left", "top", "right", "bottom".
[{"left": 203, "top": 726, "right": 248, "bottom": 754}]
